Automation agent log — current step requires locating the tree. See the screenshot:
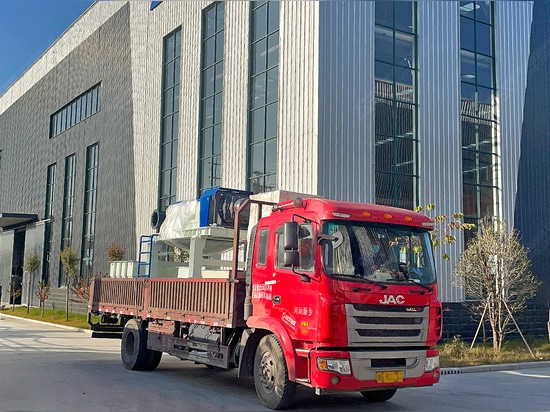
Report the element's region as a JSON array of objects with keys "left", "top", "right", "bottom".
[
  {"left": 454, "top": 217, "right": 540, "bottom": 352},
  {"left": 23, "top": 252, "right": 41, "bottom": 314},
  {"left": 9, "top": 282, "right": 21, "bottom": 312},
  {"left": 415, "top": 204, "right": 475, "bottom": 260},
  {"left": 106, "top": 244, "right": 126, "bottom": 262},
  {"left": 60, "top": 247, "right": 79, "bottom": 321},
  {"left": 36, "top": 280, "right": 51, "bottom": 317}
]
